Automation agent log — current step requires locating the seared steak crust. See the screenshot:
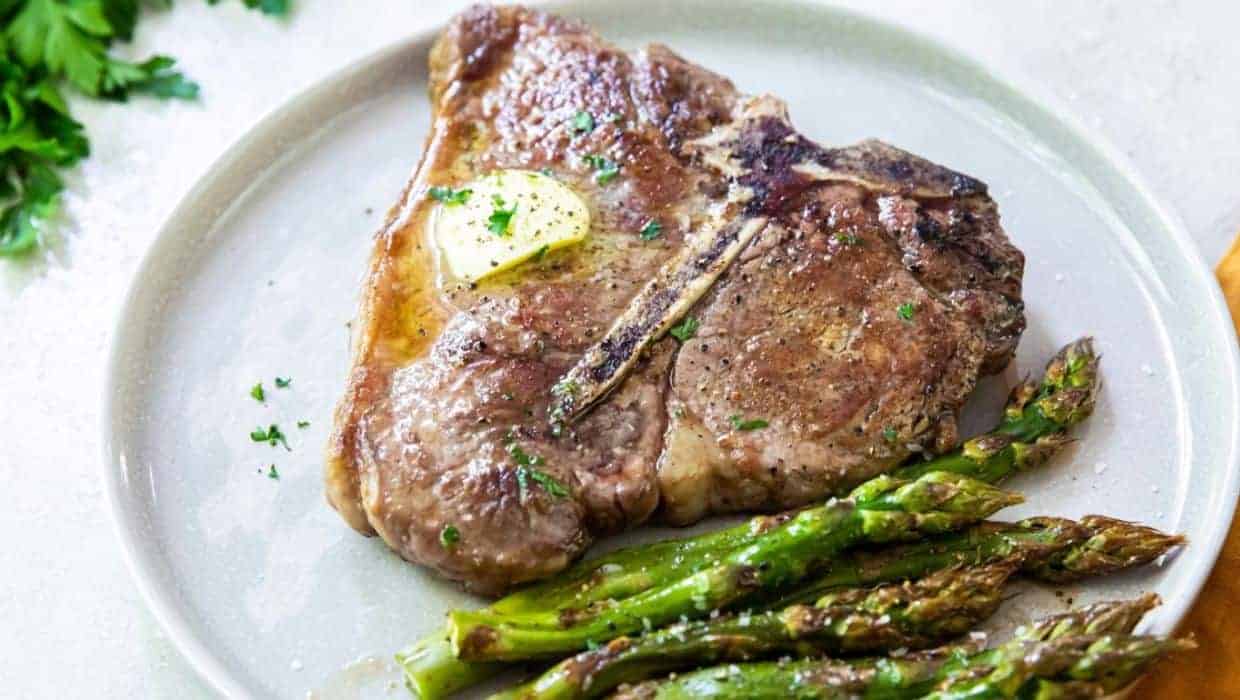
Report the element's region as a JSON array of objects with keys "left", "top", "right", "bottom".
[{"left": 325, "top": 4, "right": 1025, "bottom": 593}]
